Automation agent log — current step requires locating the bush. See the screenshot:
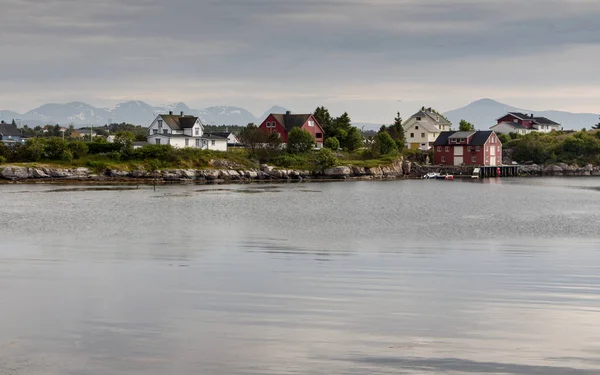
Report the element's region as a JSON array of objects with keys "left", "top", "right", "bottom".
[
  {"left": 0, "top": 155, "right": 6, "bottom": 164},
  {"left": 19, "top": 138, "right": 45, "bottom": 161},
  {"left": 86, "top": 160, "right": 108, "bottom": 171},
  {"left": 68, "top": 140, "right": 89, "bottom": 159},
  {"left": 61, "top": 149, "right": 74, "bottom": 162},
  {"left": 315, "top": 148, "right": 338, "bottom": 171},
  {"left": 324, "top": 137, "right": 340, "bottom": 150},
  {"left": 109, "top": 151, "right": 122, "bottom": 161},
  {"left": 272, "top": 153, "right": 309, "bottom": 168},
  {"left": 374, "top": 131, "right": 398, "bottom": 155},
  {"left": 287, "top": 128, "right": 315, "bottom": 153},
  {"left": 45, "top": 137, "right": 69, "bottom": 159}
]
